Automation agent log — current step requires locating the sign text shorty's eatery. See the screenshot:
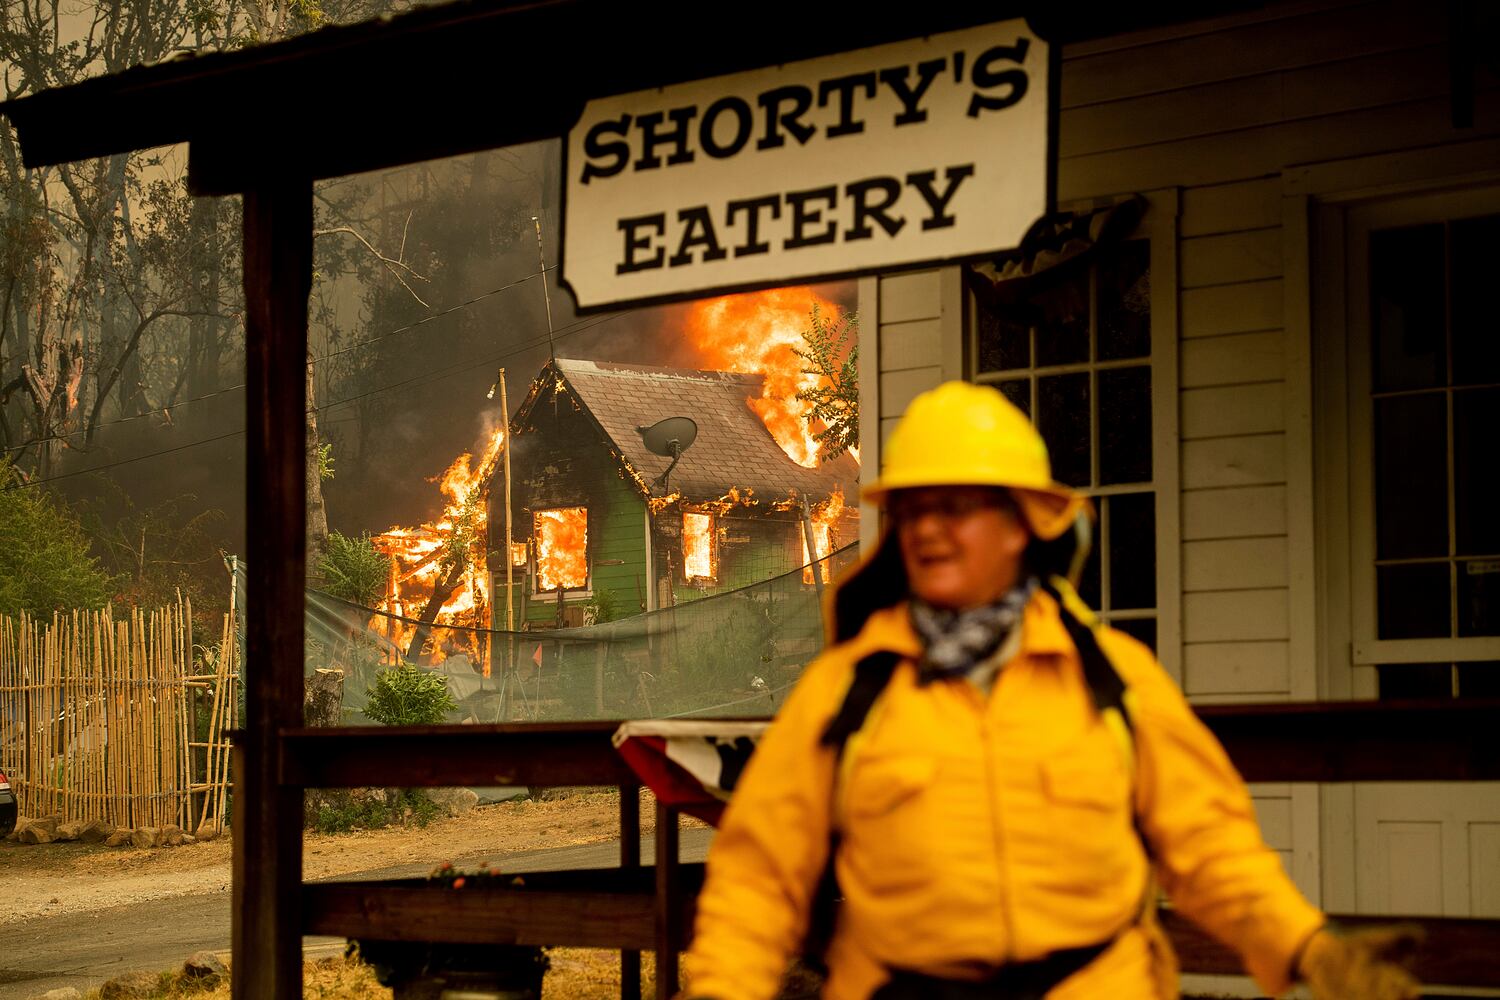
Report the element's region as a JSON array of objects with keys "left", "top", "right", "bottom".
[{"left": 561, "top": 20, "right": 1054, "bottom": 310}]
